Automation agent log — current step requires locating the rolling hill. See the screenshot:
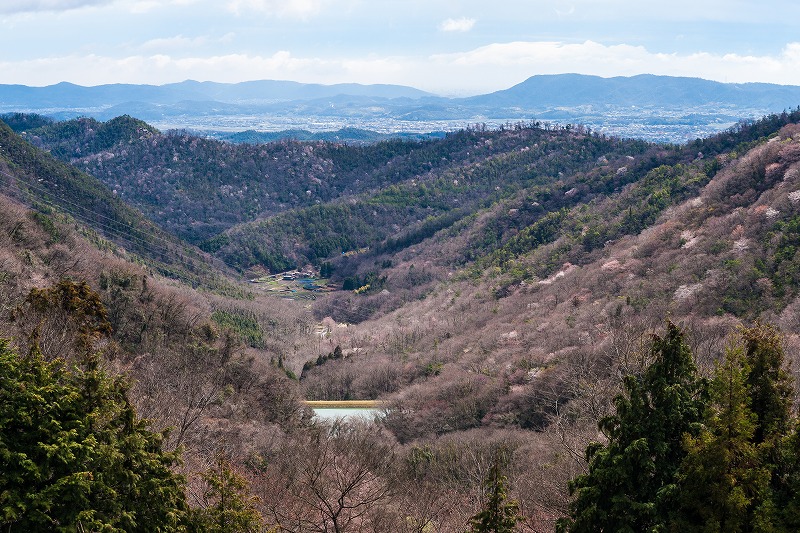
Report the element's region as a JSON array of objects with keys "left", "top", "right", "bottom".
[
  {"left": 3, "top": 108, "right": 800, "bottom": 530},
  {"left": 0, "top": 79, "right": 431, "bottom": 109},
  {"left": 0, "top": 117, "right": 234, "bottom": 289},
  {"left": 466, "top": 73, "right": 800, "bottom": 109}
]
